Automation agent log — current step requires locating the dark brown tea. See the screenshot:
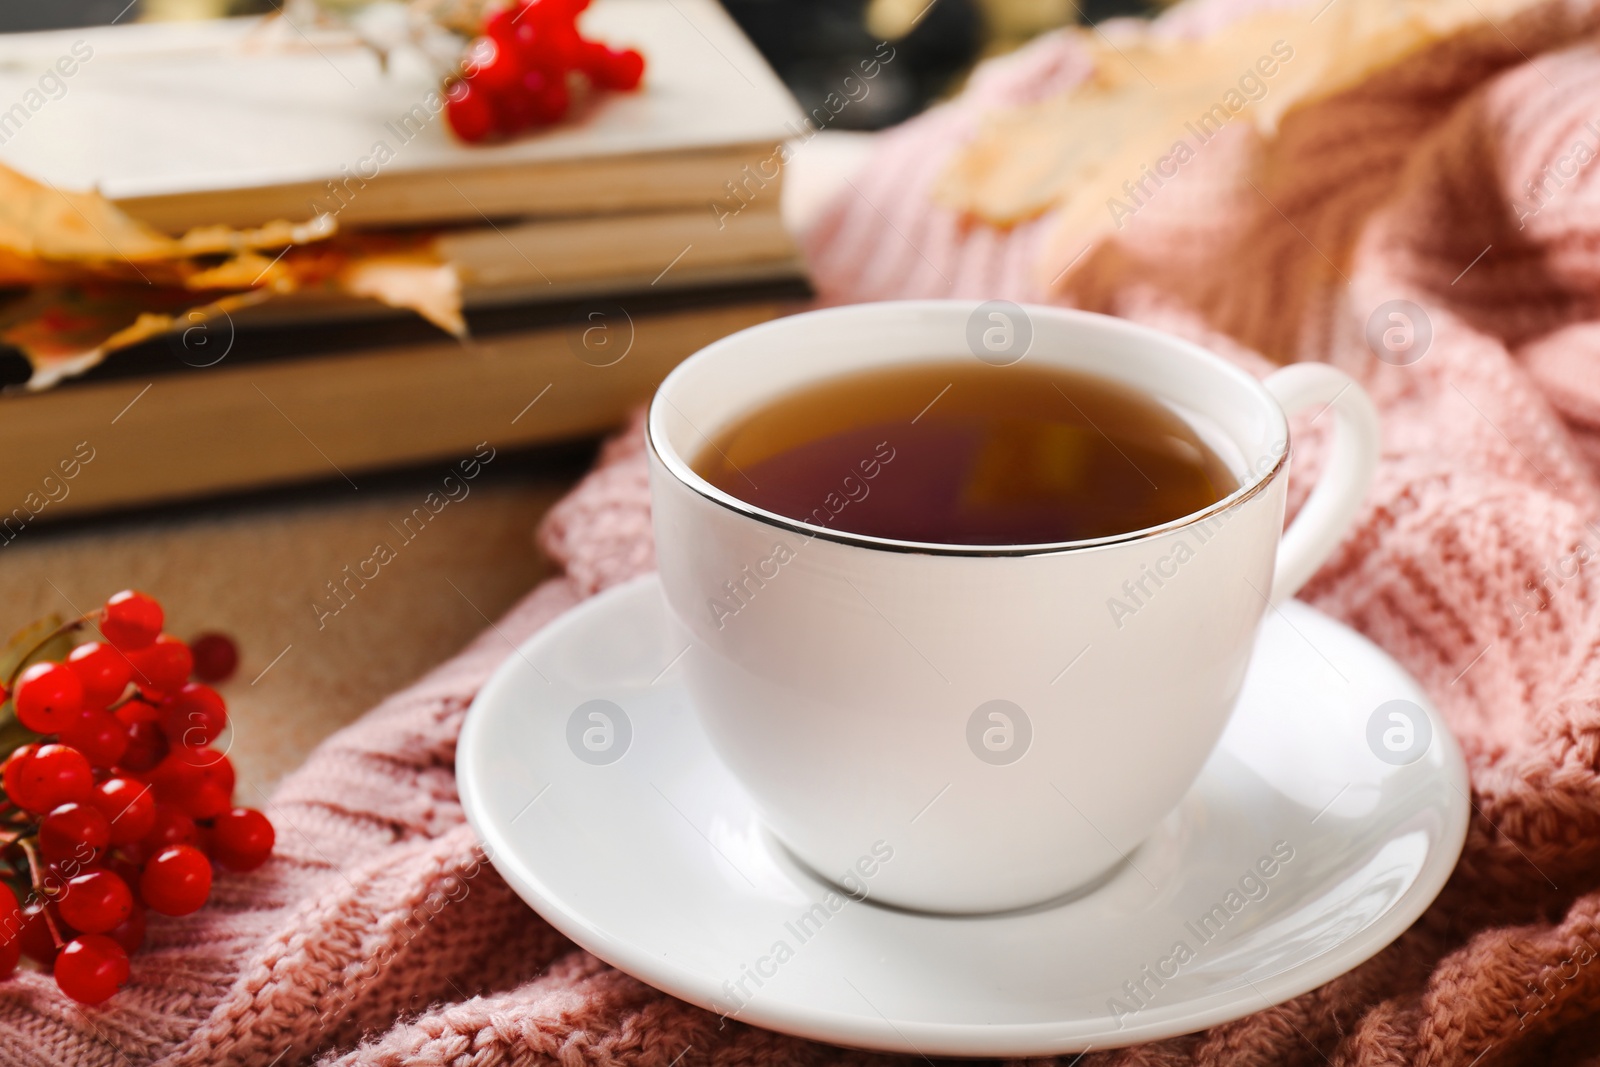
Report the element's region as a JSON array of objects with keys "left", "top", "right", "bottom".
[{"left": 693, "top": 362, "right": 1237, "bottom": 546}]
